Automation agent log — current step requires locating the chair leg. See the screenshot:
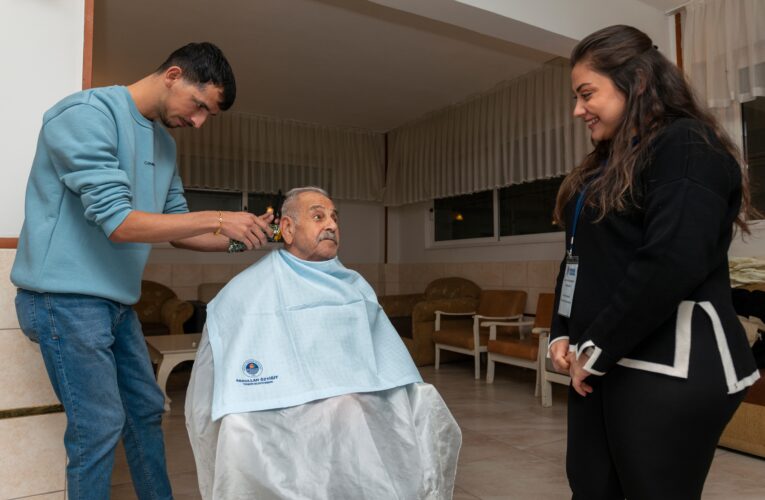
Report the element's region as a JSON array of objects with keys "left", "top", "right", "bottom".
[
  {"left": 487, "top": 356, "right": 495, "bottom": 384},
  {"left": 474, "top": 352, "right": 481, "bottom": 379},
  {"left": 534, "top": 365, "right": 541, "bottom": 397},
  {"left": 541, "top": 379, "right": 553, "bottom": 407},
  {"left": 435, "top": 345, "right": 440, "bottom": 370}
]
